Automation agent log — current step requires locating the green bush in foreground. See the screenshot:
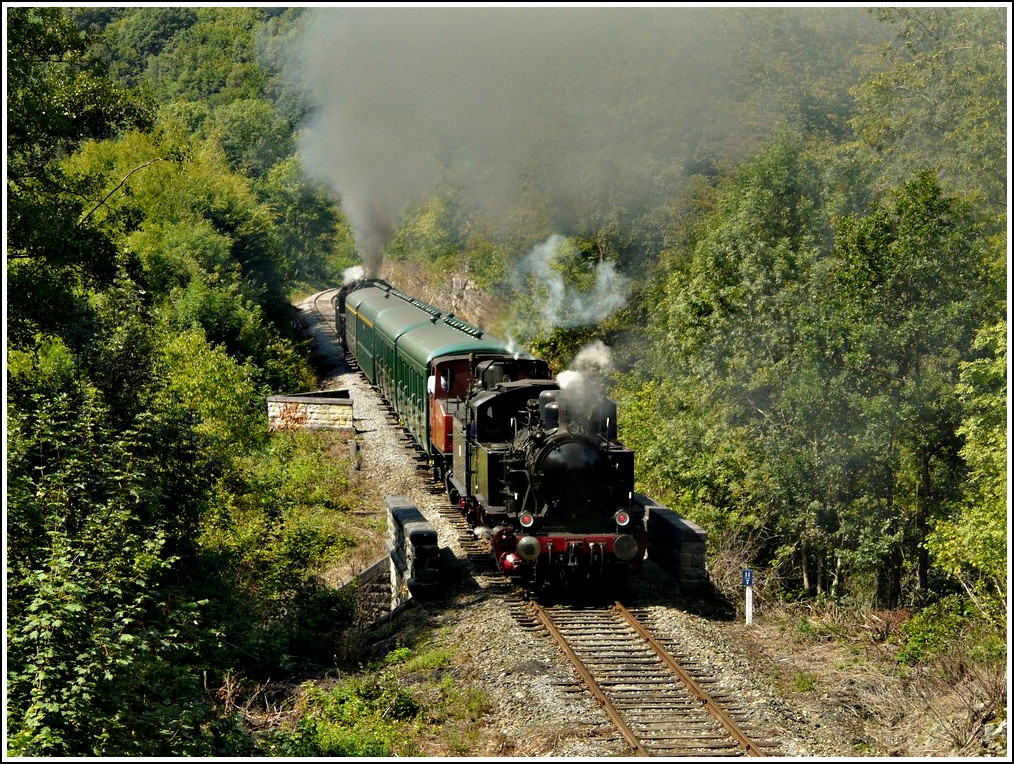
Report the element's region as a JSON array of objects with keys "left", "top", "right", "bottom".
[{"left": 264, "top": 675, "right": 420, "bottom": 757}]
